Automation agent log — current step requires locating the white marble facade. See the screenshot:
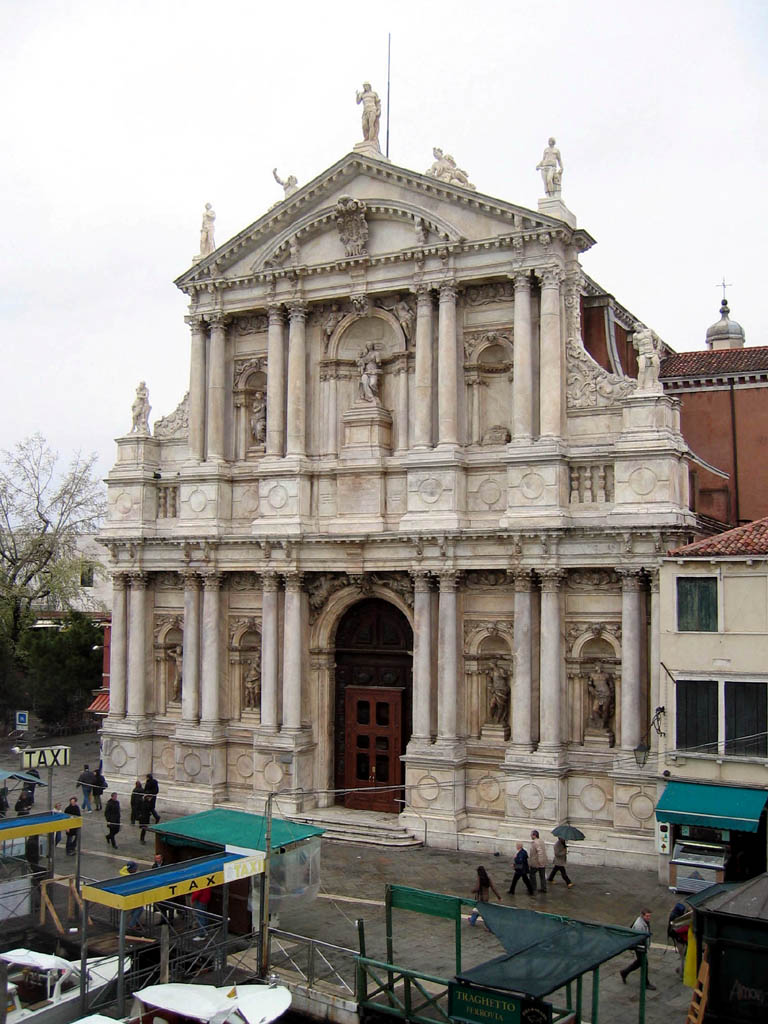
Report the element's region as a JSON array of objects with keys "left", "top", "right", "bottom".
[{"left": 100, "top": 149, "right": 693, "bottom": 866}]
